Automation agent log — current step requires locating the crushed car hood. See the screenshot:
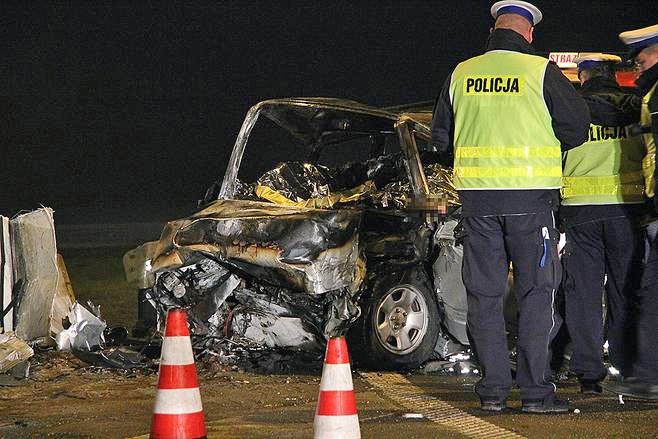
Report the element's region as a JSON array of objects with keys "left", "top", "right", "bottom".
[{"left": 131, "top": 199, "right": 366, "bottom": 296}]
